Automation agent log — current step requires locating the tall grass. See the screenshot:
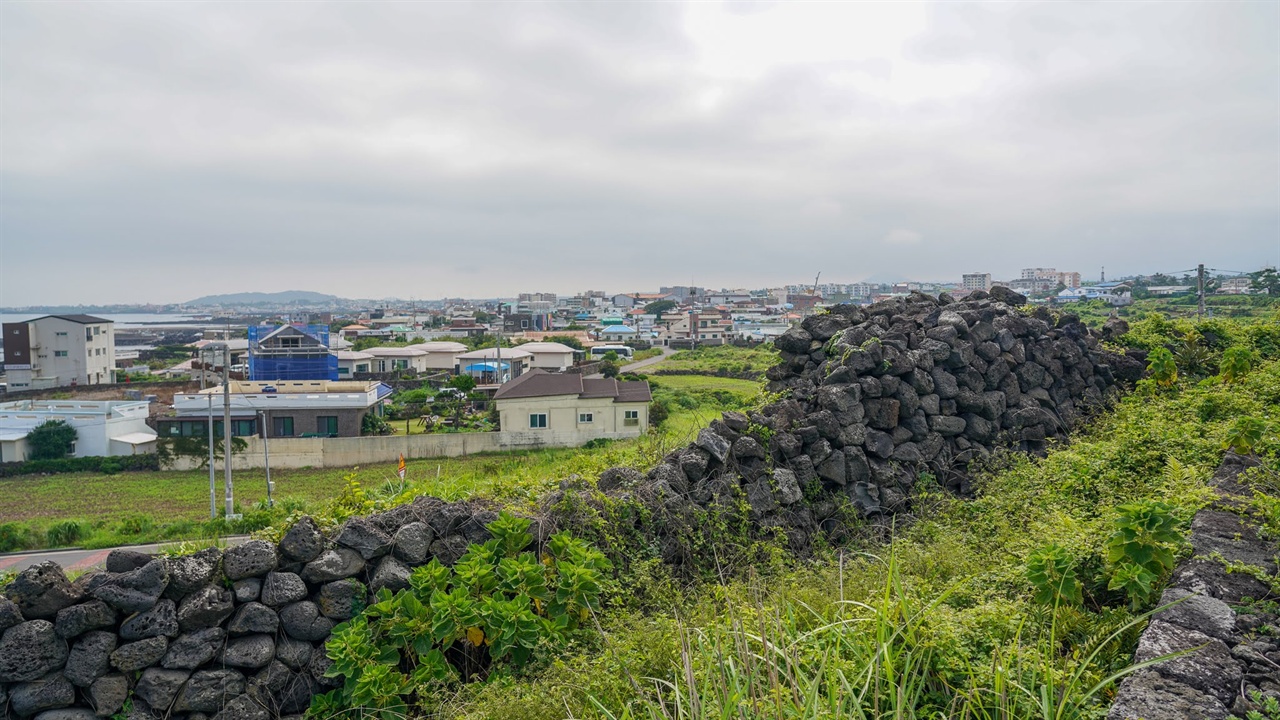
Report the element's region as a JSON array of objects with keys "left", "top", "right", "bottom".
[{"left": 585, "top": 552, "right": 1181, "bottom": 720}]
